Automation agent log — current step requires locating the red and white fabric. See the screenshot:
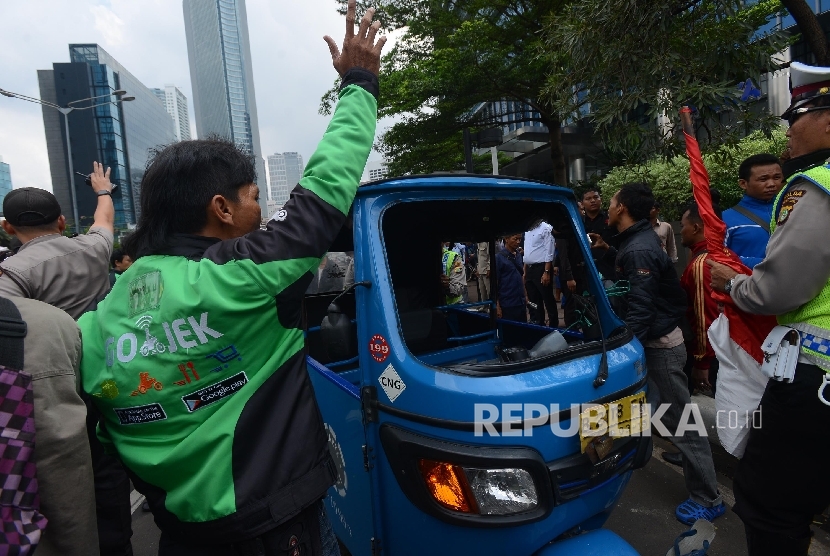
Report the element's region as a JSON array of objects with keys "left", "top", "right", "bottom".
[{"left": 681, "top": 107, "right": 777, "bottom": 457}]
